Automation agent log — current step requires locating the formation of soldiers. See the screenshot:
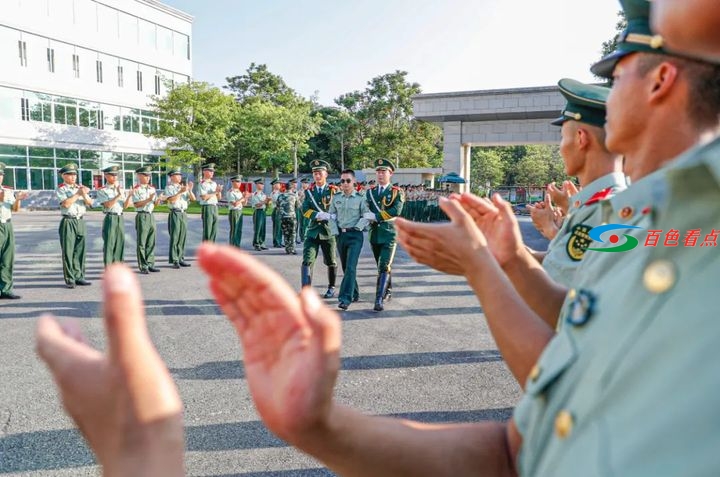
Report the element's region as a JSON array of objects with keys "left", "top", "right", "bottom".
[{"left": 31, "top": 1, "right": 720, "bottom": 475}]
